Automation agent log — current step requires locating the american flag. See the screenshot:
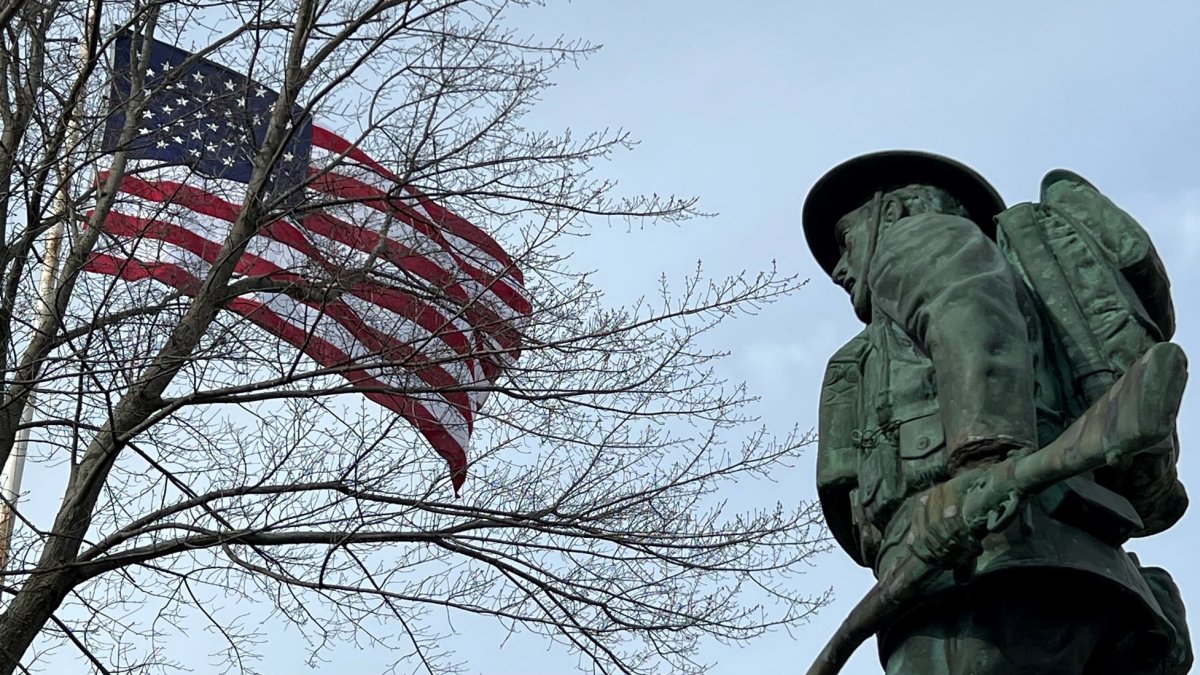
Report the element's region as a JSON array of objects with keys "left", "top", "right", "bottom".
[{"left": 88, "top": 33, "right": 531, "bottom": 492}]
